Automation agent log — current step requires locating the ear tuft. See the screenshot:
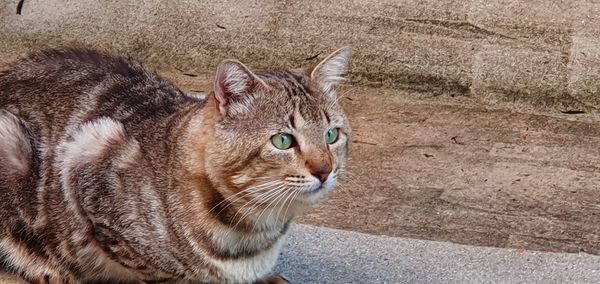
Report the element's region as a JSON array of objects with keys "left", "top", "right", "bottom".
[
  {"left": 214, "top": 60, "right": 257, "bottom": 116},
  {"left": 310, "top": 47, "right": 352, "bottom": 94}
]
